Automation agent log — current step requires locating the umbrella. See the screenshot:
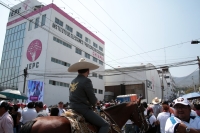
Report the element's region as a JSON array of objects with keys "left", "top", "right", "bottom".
[
  {"left": 182, "top": 92, "right": 200, "bottom": 100},
  {"left": 0, "top": 94, "right": 11, "bottom": 100},
  {"left": 0, "top": 89, "right": 28, "bottom": 100}
]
